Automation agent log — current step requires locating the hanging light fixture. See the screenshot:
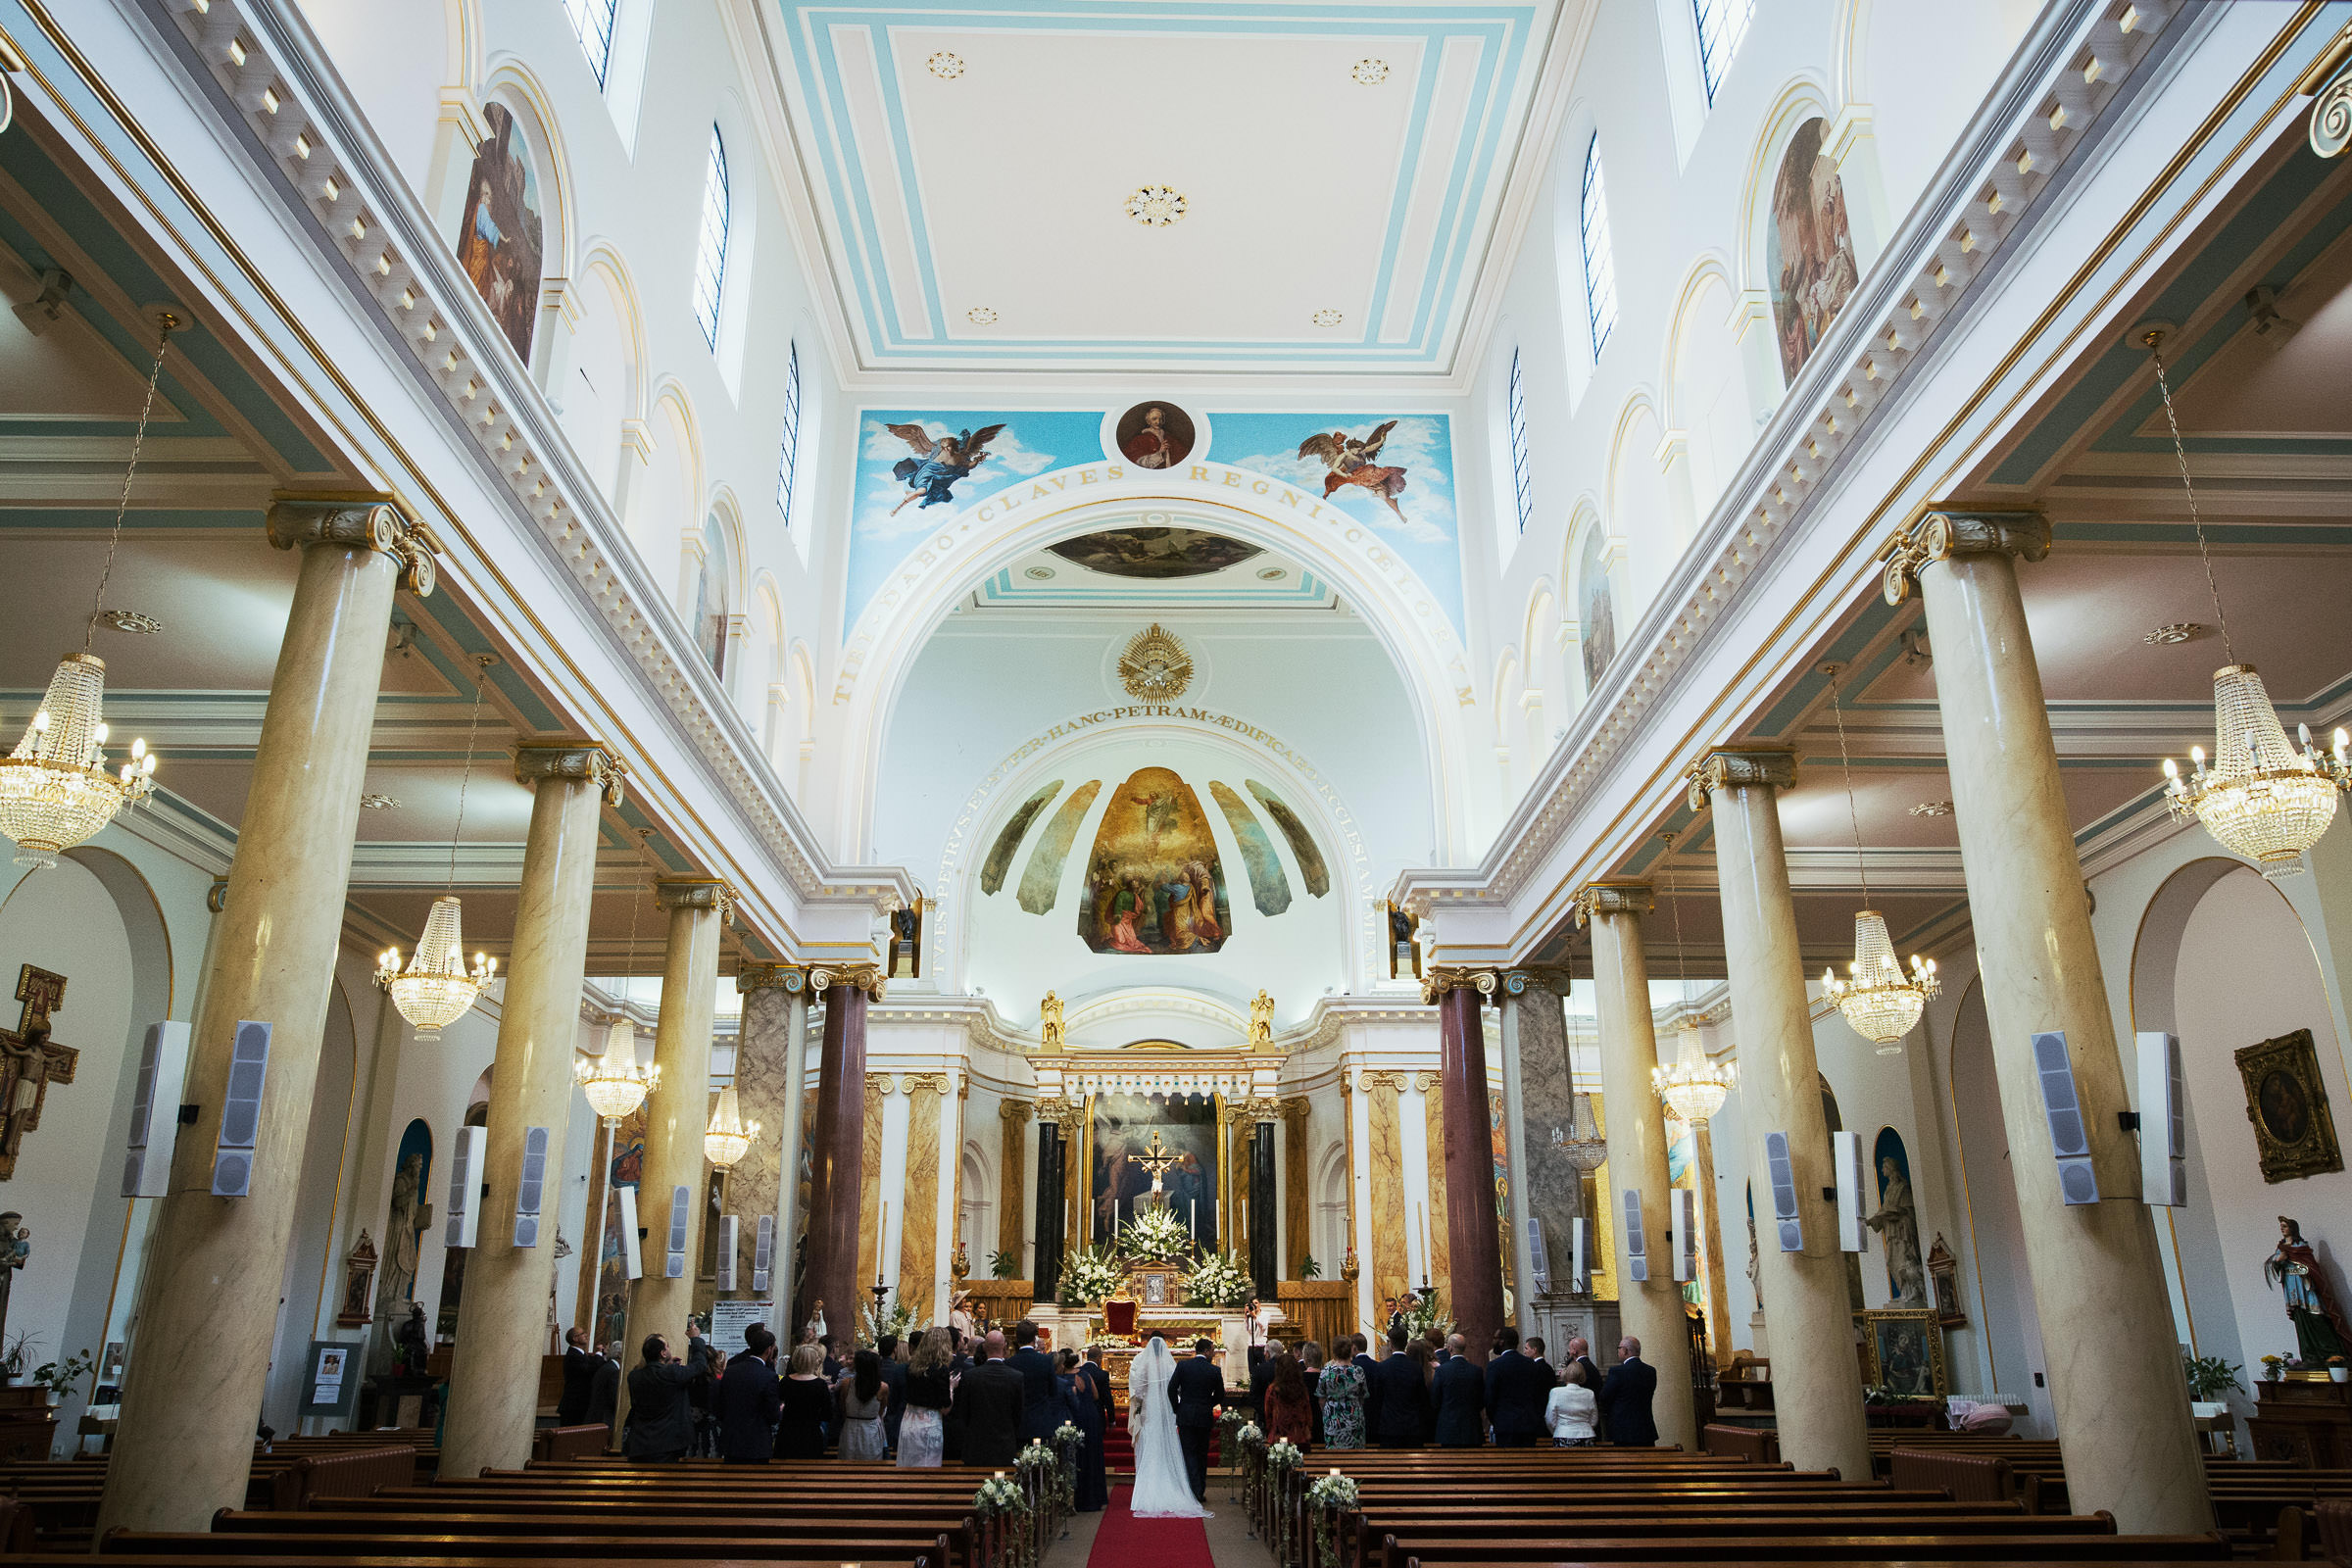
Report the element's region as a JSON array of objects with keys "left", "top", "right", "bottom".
[
  {"left": 1819, "top": 664, "right": 1938, "bottom": 1050},
  {"left": 2141, "top": 329, "right": 2351, "bottom": 876},
  {"left": 376, "top": 658, "right": 497, "bottom": 1037},
  {"left": 1650, "top": 840, "right": 1736, "bottom": 1123},
  {"left": 1552, "top": 1091, "right": 1609, "bottom": 1173},
  {"left": 0, "top": 318, "right": 172, "bottom": 867},
  {"left": 579, "top": 873, "right": 659, "bottom": 1121},
  {"left": 704, "top": 1084, "right": 760, "bottom": 1170}
]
